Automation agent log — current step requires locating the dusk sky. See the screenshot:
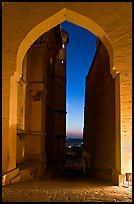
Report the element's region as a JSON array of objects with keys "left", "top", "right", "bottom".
[{"left": 61, "top": 21, "right": 97, "bottom": 139}]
